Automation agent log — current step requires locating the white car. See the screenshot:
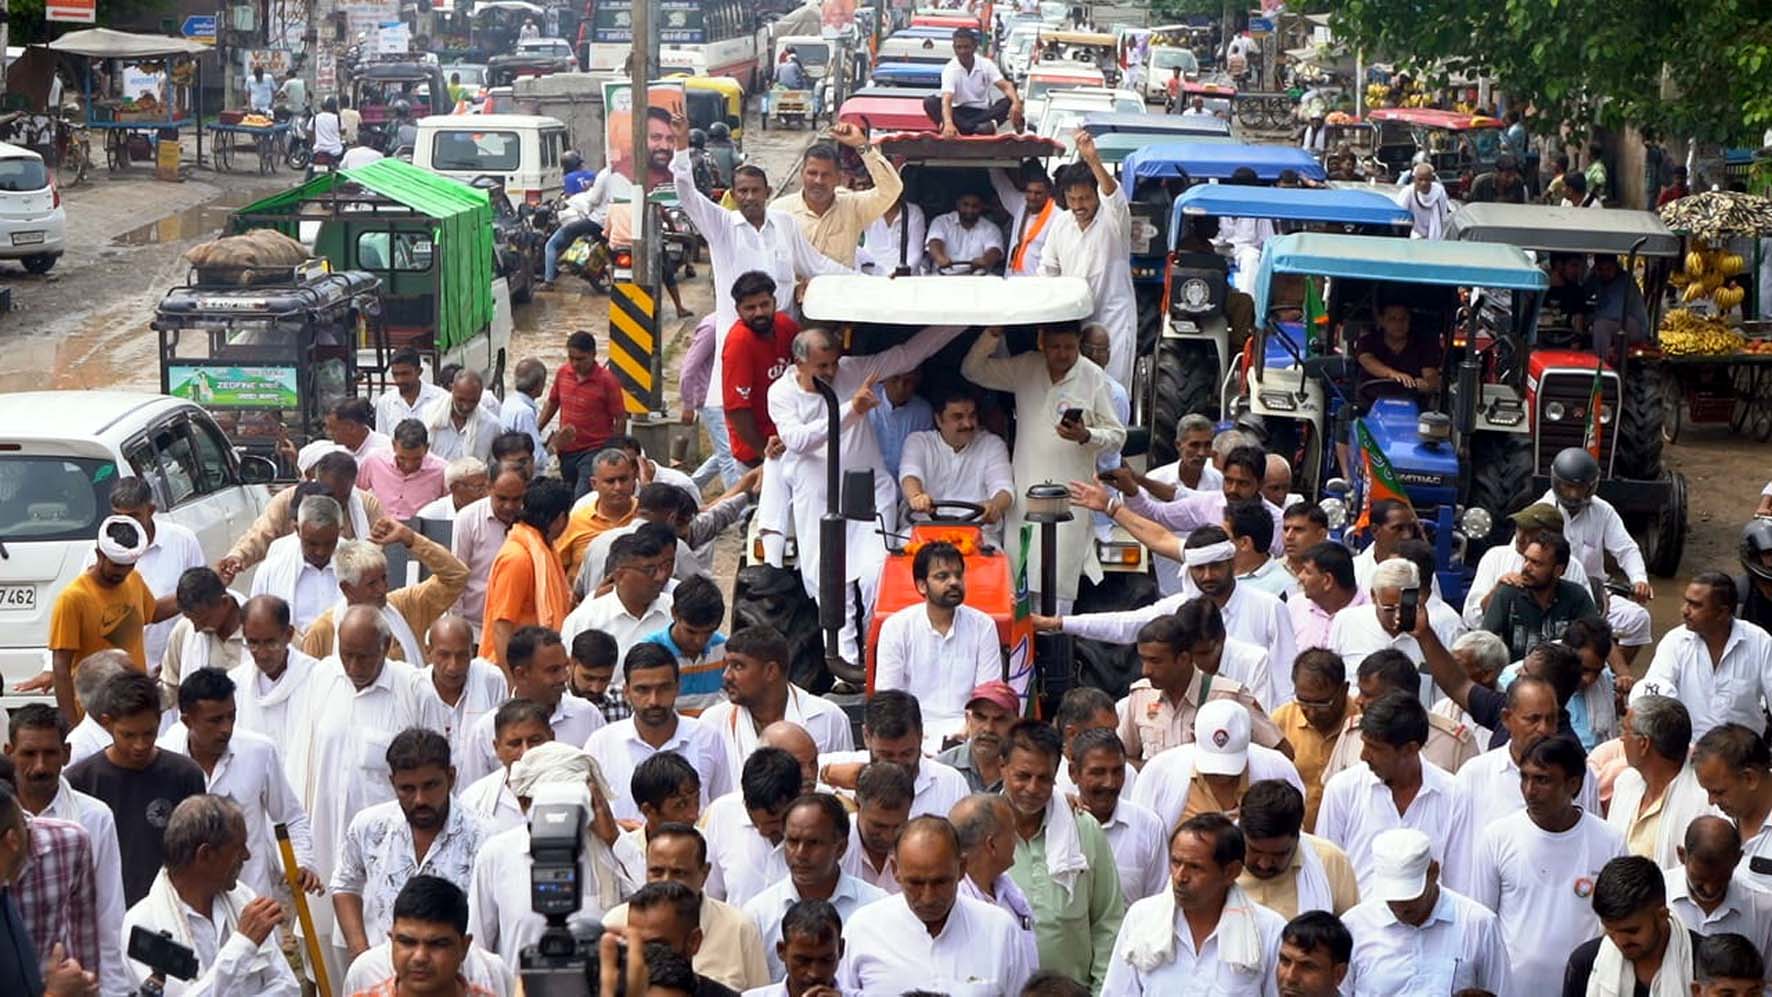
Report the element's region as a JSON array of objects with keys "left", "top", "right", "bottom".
[
  {"left": 0, "top": 392, "right": 275, "bottom": 690},
  {"left": 1145, "top": 46, "right": 1200, "bottom": 102},
  {"left": 0, "top": 142, "right": 64, "bottom": 274},
  {"left": 1001, "top": 26, "right": 1041, "bottom": 80}
]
